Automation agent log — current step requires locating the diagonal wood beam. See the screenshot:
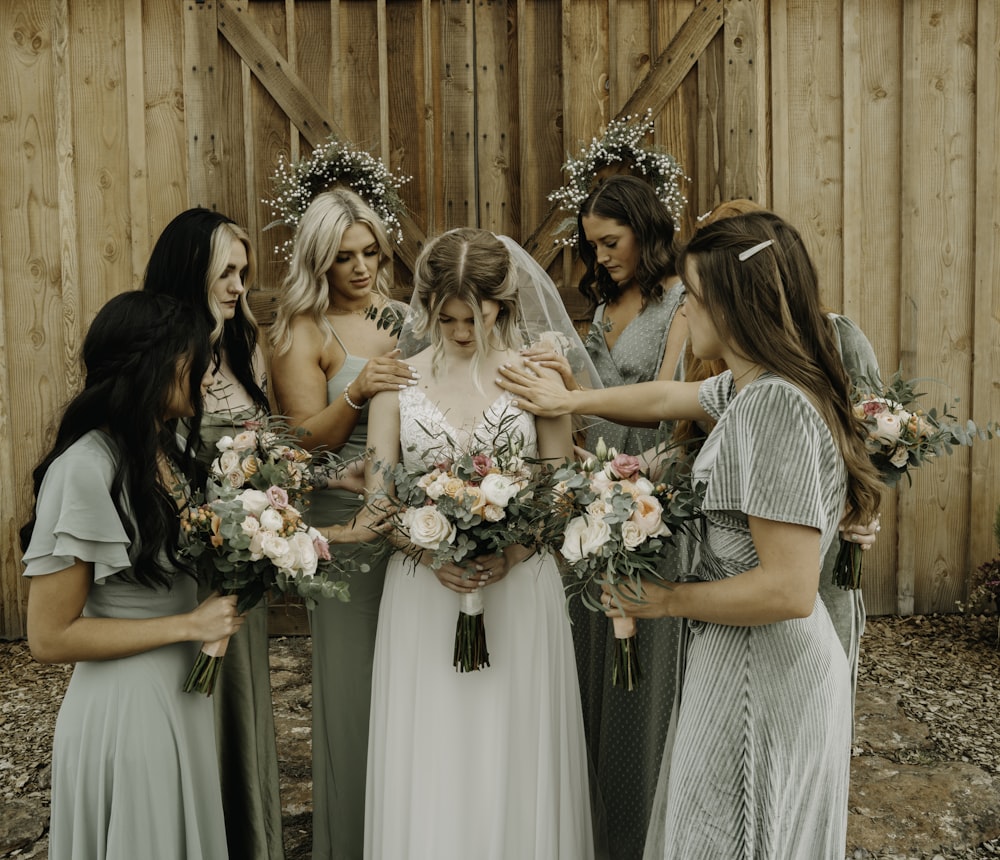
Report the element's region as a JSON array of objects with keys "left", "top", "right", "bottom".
[
  {"left": 523, "top": 0, "right": 726, "bottom": 268},
  {"left": 216, "top": 1, "right": 426, "bottom": 270}
]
